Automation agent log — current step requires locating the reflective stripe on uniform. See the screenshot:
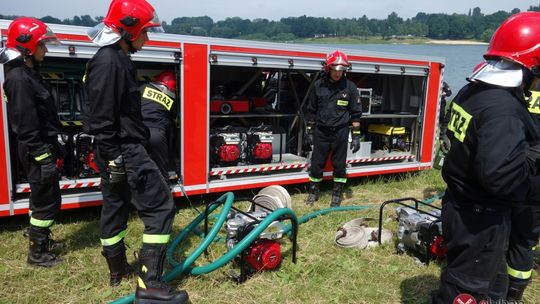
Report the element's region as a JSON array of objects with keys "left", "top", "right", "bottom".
[
  {"left": 34, "top": 152, "right": 51, "bottom": 162},
  {"left": 527, "top": 91, "right": 540, "bottom": 114},
  {"left": 309, "top": 176, "right": 323, "bottom": 182},
  {"left": 337, "top": 99, "right": 348, "bottom": 106},
  {"left": 143, "top": 87, "right": 174, "bottom": 111},
  {"left": 30, "top": 217, "right": 54, "bottom": 228},
  {"left": 507, "top": 265, "right": 533, "bottom": 280},
  {"left": 100, "top": 229, "right": 127, "bottom": 246},
  {"left": 142, "top": 234, "right": 170, "bottom": 244},
  {"left": 333, "top": 177, "right": 347, "bottom": 183},
  {"left": 448, "top": 102, "right": 472, "bottom": 143}
]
